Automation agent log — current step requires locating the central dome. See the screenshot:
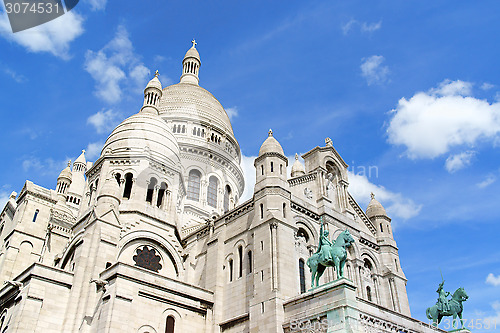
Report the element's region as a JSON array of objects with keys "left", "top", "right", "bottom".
[{"left": 159, "top": 83, "right": 234, "bottom": 136}]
